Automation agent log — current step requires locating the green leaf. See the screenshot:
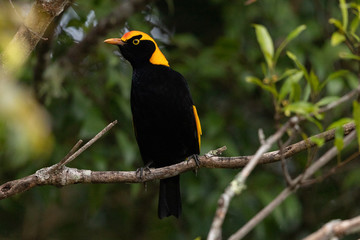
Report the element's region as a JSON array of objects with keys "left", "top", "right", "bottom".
[
  {"left": 334, "top": 126, "right": 344, "bottom": 152},
  {"left": 278, "top": 71, "right": 304, "bottom": 102},
  {"left": 310, "top": 136, "right": 325, "bottom": 147},
  {"left": 349, "top": 5, "right": 360, "bottom": 42},
  {"left": 339, "top": 52, "right": 360, "bottom": 61},
  {"left": 291, "top": 81, "right": 302, "bottom": 102},
  {"left": 284, "top": 25, "right": 307, "bottom": 44},
  {"left": 326, "top": 118, "right": 352, "bottom": 153},
  {"left": 330, "top": 31, "right": 346, "bottom": 46},
  {"left": 286, "top": 51, "right": 309, "bottom": 81},
  {"left": 327, "top": 118, "right": 353, "bottom": 130},
  {"left": 329, "top": 18, "right": 344, "bottom": 31},
  {"left": 353, "top": 101, "right": 360, "bottom": 149},
  {"left": 305, "top": 115, "right": 324, "bottom": 131},
  {"left": 274, "top": 25, "right": 306, "bottom": 64},
  {"left": 320, "top": 70, "right": 349, "bottom": 90},
  {"left": 246, "top": 76, "right": 278, "bottom": 97},
  {"left": 315, "top": 96, "right": 340, "bottom": 107},
  {"left": 326, "top": 70, "right": 349, "bottom": 81},
  {"left": 277, "top": 69, "right": 299, "bottom": 82},
  {"left": 283, "top": 101, "right": 318, "bottom": 117},
  {"left": 349, "top": 2, "right": 360, "bottom": 11},
  {"left": 350, "top": 32, "right": 360, "bottom": 42},
  {"left": 340, "top": 0, "right": 348, "bottom": 31},
  {"left": 253, "top": 24, "right": 274, "bottom": 69},
  {"left": 308, "top": 70, "right": 320, "bottom": 94},
  {"left": 261, "top": 62, "right": 267, "bottom": 77},
  {"left": 350, "top": 16, "right": 359, "bottom": 34},
  {"left": 303, "top": 84, "right": 311, "bottom": 102}
]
